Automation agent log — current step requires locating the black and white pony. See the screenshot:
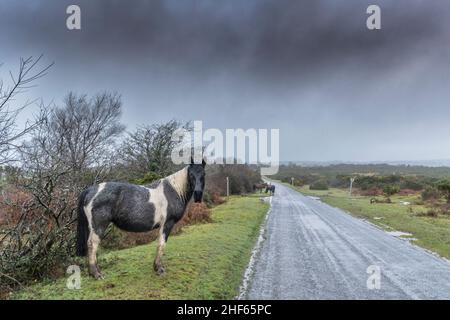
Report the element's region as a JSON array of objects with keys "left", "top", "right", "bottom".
[
  {"left": 265, "top": 184, "right": 275, "bottom": 195},
  {"left": 76, "top": 159, "right": 206, "bottom": 279}
]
